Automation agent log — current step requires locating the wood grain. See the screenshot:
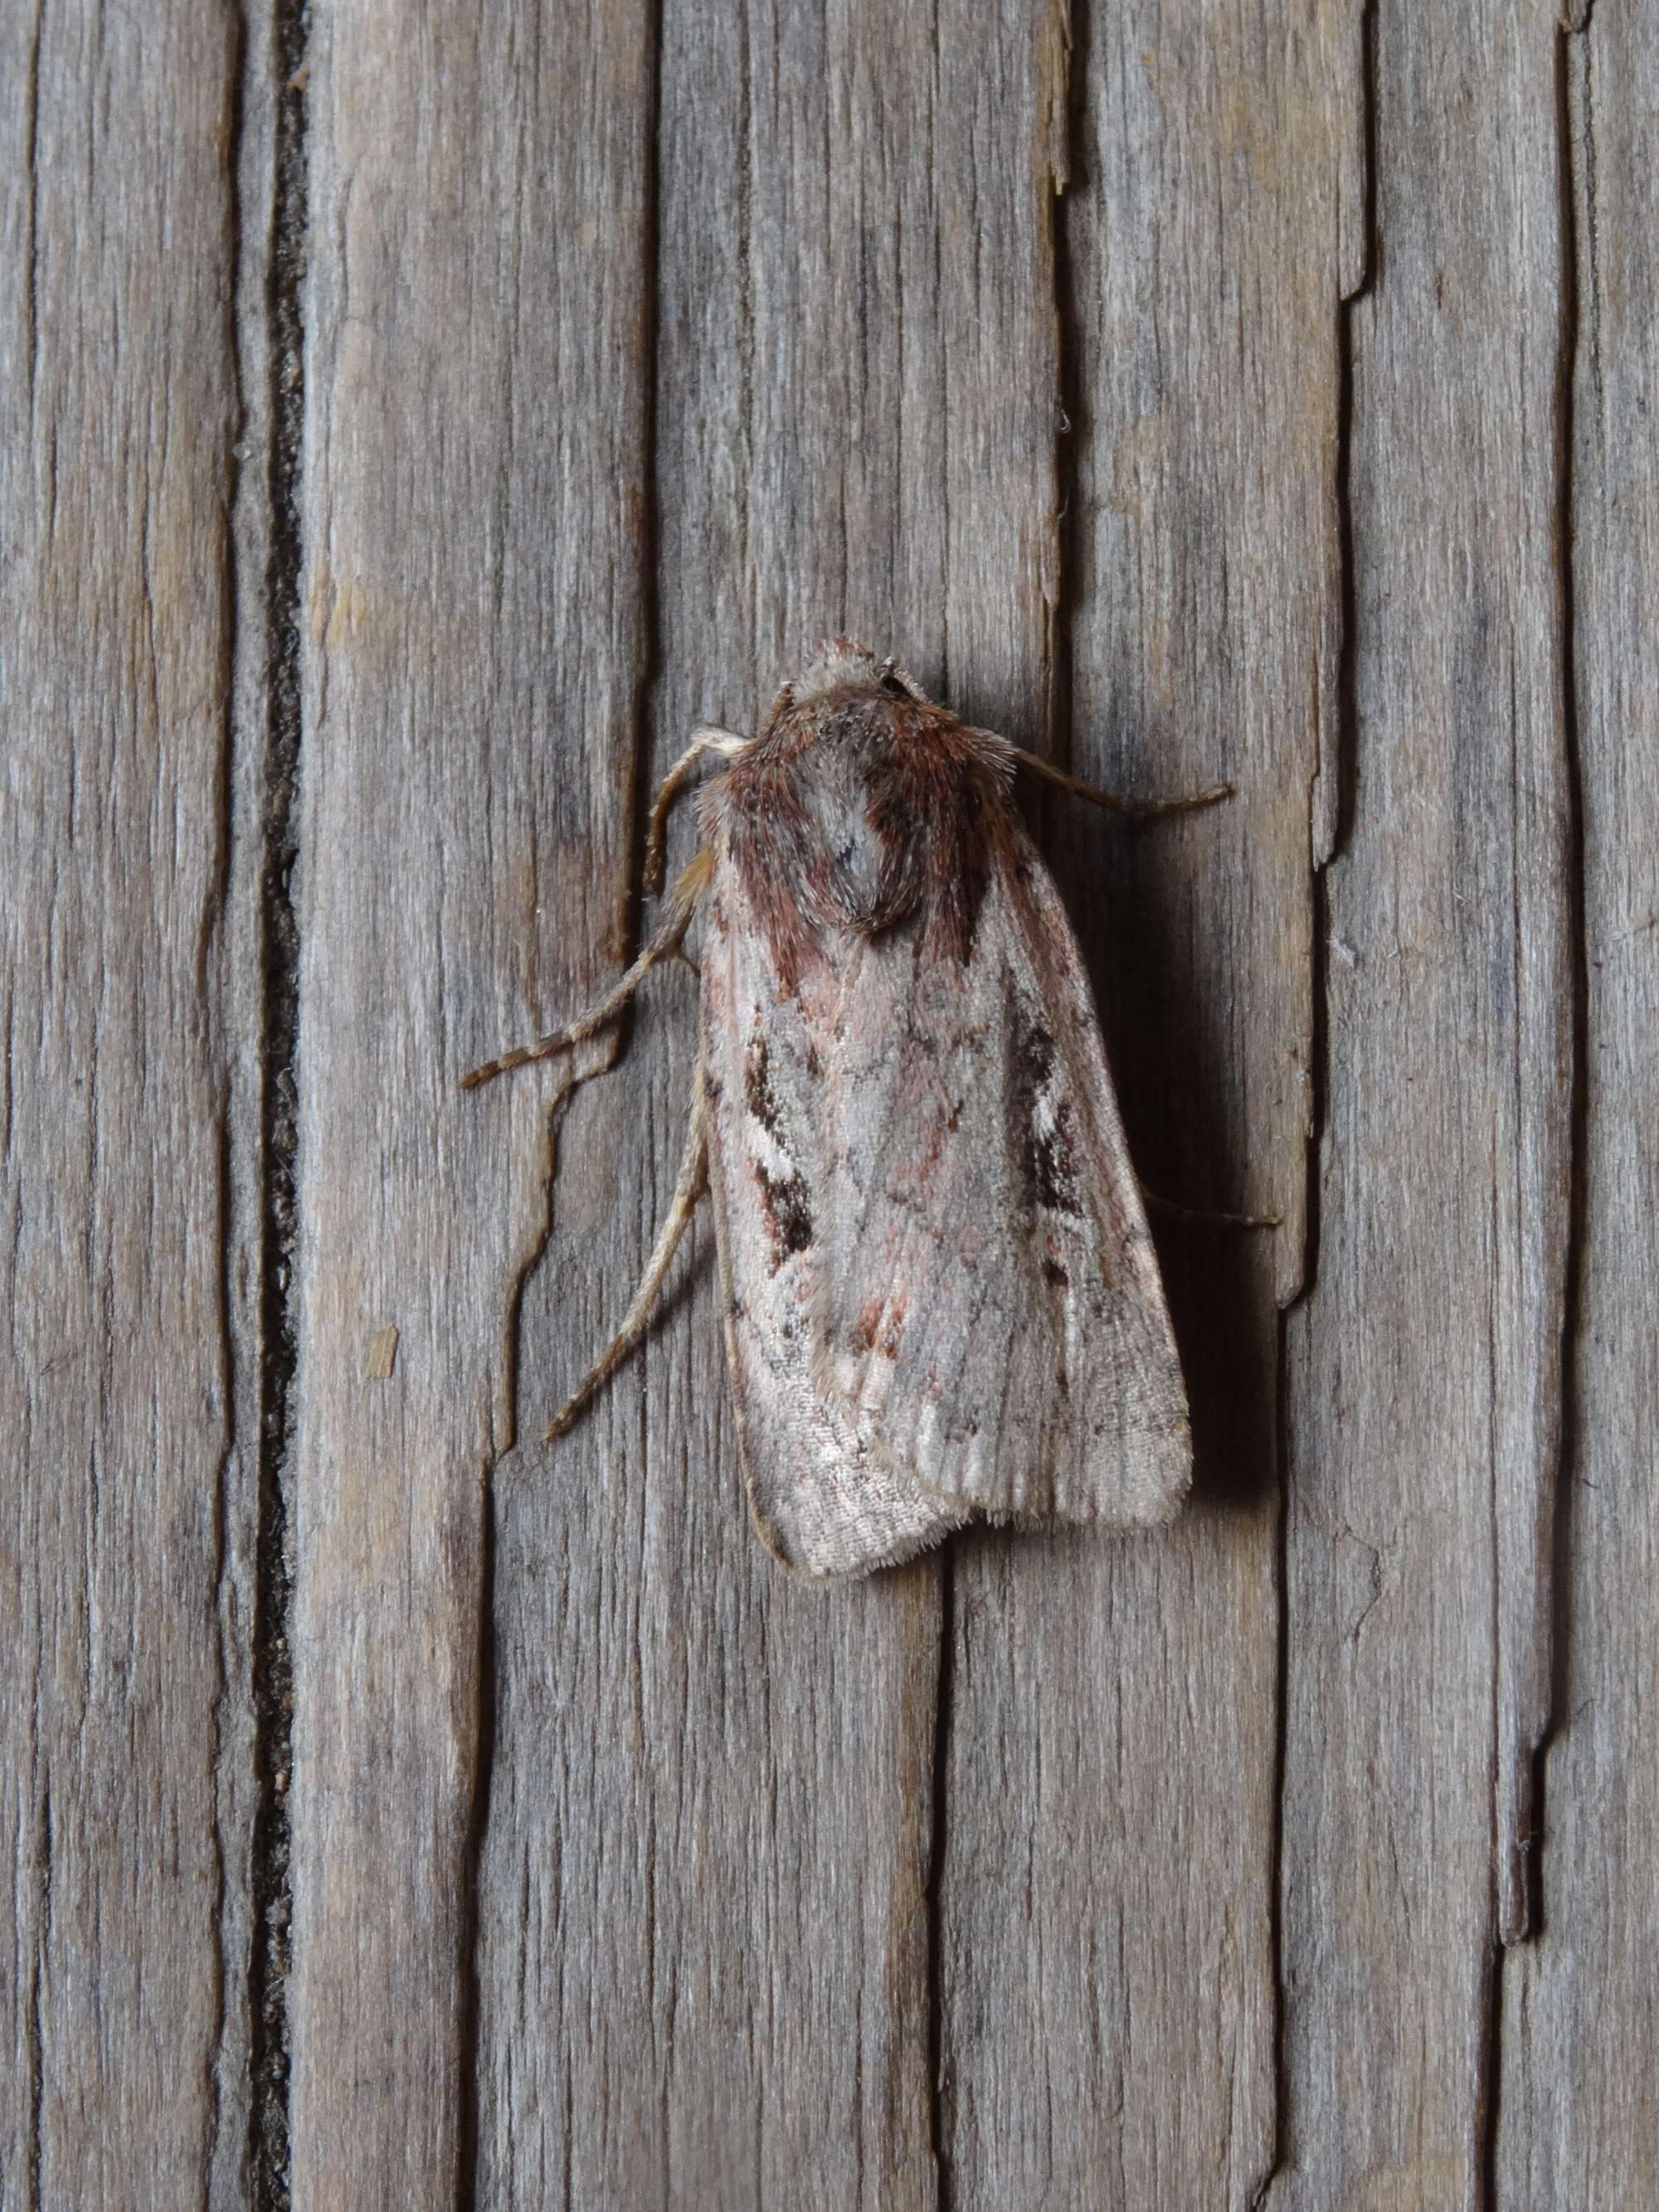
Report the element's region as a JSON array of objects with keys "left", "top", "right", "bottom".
[
  {"left": 8, "top": 0, "right": 1649, "bottom": 2201},
  {"left": 936, "top": 5, "right": 1354, "bottom": 2202},
  {"left": 285, "top": 0, "right": 653, "bottom": 2200},
  {"left": 475, "top": 0, "right": 1038, "bottom": 2195},
  {"left": 1273, "top": 2, "right": 1574, "bottom": 2202},
  {"left": 1499, "top": 9, "right": 1659, "bottom": 2200},
  {"left": 0, "top": 2, "right": 254, "bottom": 2204}
]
